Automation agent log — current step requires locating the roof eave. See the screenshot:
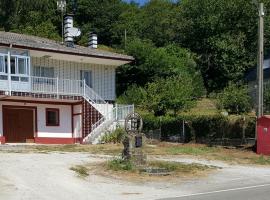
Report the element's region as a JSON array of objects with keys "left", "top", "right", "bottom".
[{"left": 0, "top": 42, "right": 134, "bottom": 63}]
